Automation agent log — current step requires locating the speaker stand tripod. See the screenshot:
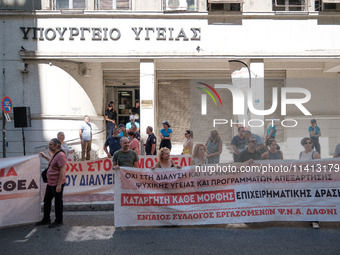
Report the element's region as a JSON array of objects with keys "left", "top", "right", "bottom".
[{"left": 21, "top": 127, "right": 26, "bottom": 156}]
